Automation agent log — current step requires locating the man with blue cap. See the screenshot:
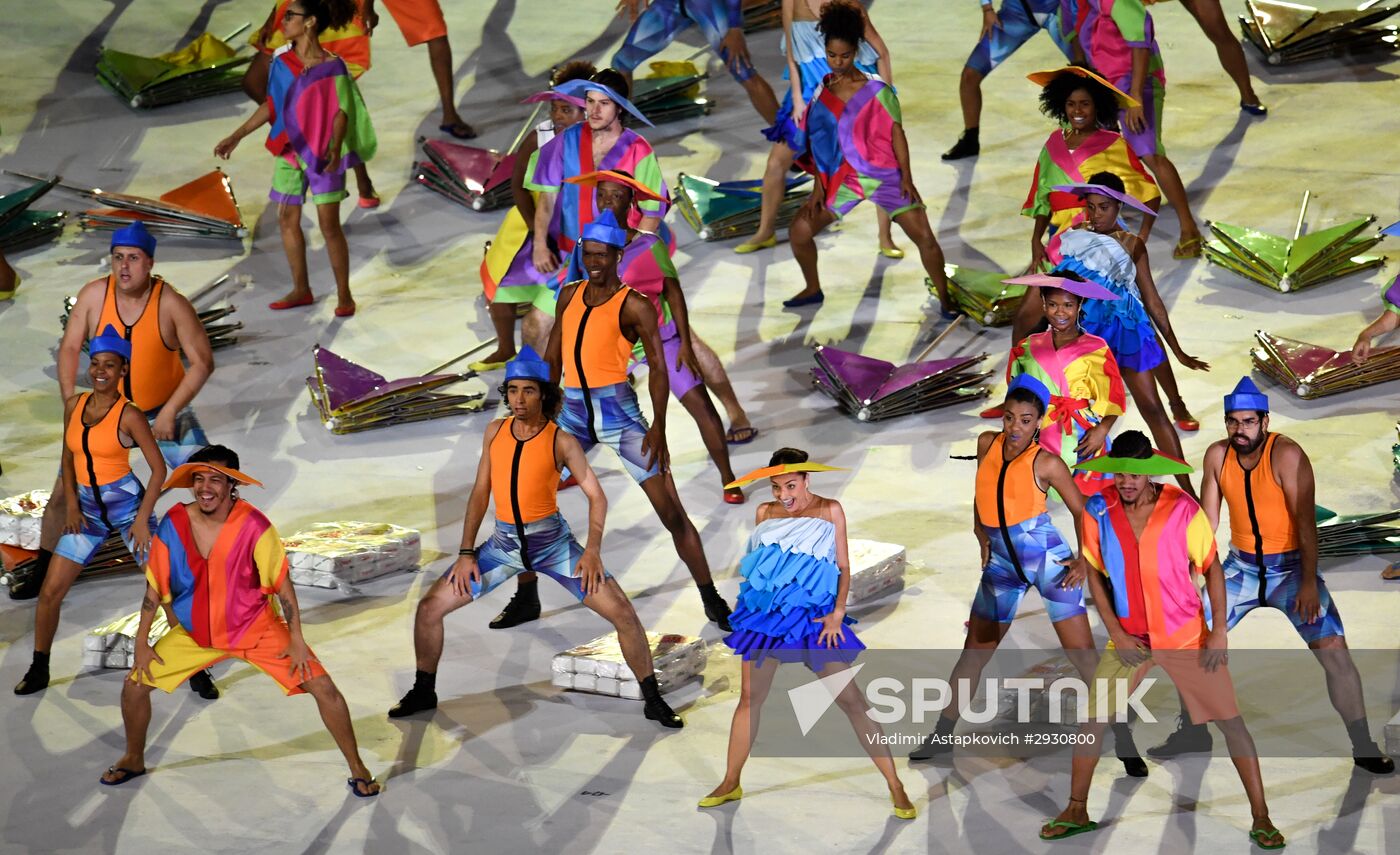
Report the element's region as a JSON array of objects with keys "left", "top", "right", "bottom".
[
  {"left": 14, "top": 325, "right": 166, "bottom": 696},
  {"left": 524, "top": 69, "right": 668, "bottom": 278},
  {"left": 1147, "top": 377, "right": 1394, "bottom": 773},
  {"left": 388, "top": 347, "right": 684, "bottom": 729},
  {"left": 910, "top": 375, "right": 1147, "bottom": 774},
  {"left": 14, "top": 222, "right": 218, "bottom": 694},
  {"left": 544, "top": 209, "right": 734, "bottom": 630}
]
